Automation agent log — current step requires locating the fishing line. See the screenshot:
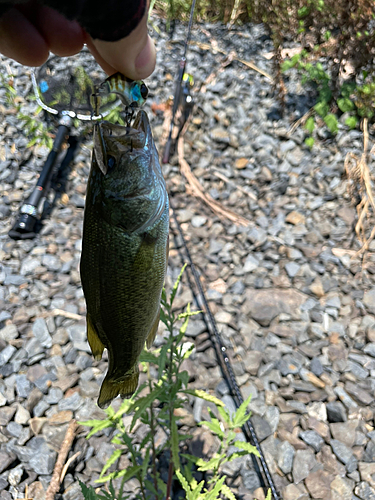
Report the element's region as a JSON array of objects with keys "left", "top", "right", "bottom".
[{"left": 169, "top": 199, "right": 281, "bottom": 500}]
